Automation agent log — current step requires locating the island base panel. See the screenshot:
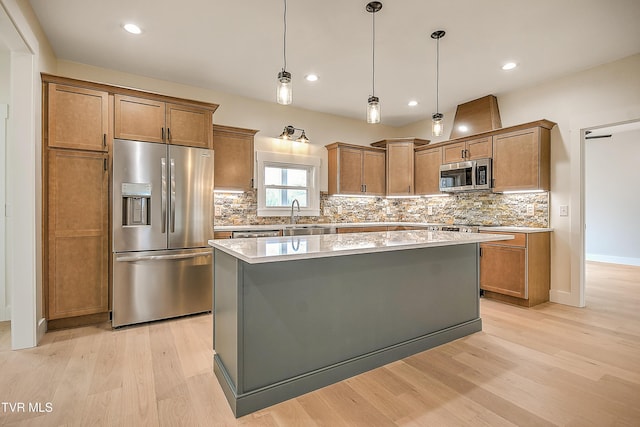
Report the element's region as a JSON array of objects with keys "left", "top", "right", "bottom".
[{"left": 213, "top": 244, "right": 481, "bottom": 417}]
